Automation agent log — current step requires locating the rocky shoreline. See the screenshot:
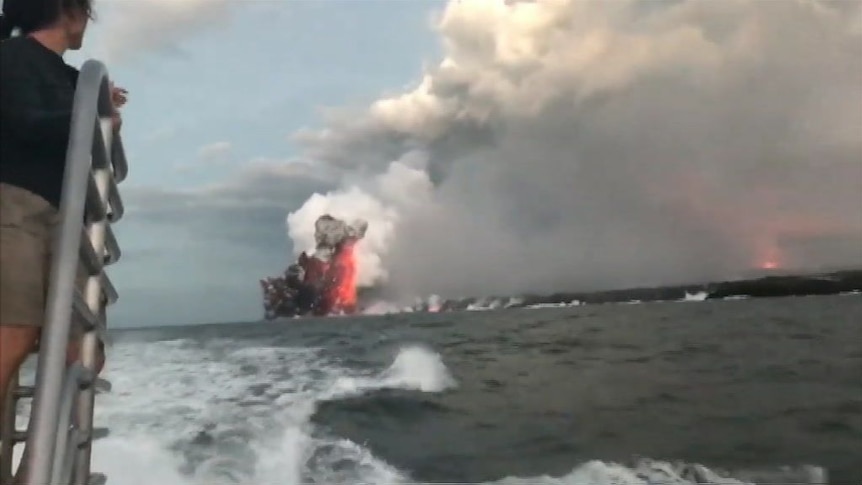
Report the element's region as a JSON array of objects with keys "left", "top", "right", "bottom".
[{"left": 412, "top": 269, "right": 862, "bottom": 313}]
